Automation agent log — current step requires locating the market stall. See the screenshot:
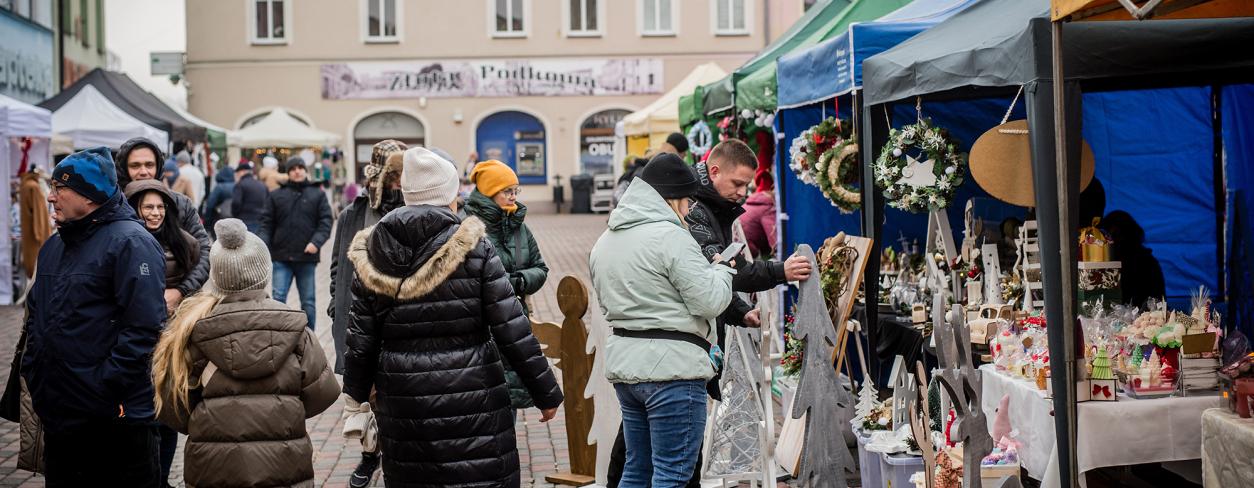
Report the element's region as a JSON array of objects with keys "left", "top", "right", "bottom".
[
  {"left": 47, "top": 84, "right": 169, "bottom": 152},
  {"left": 858, "top": 0, "right": 1254, "bottom": 484},
  {"left": 40, "top": 68, "right": 207, "bottom": 148},
  {"left": 0, "top": 95, "right": 54, "bottom": 305}
]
